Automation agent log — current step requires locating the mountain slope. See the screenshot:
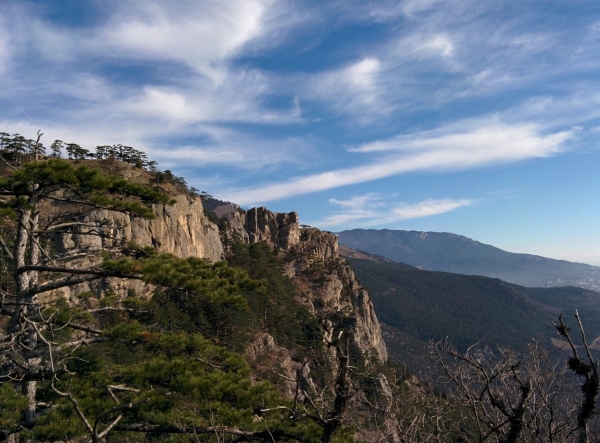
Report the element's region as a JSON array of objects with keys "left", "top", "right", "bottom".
[
  {"left": 342, "top": 252, "right": 600, "bottom": 369},
  {"left": 338, "top": 229, "right": 600, "bottom": 288},
  {"left": 346, "top": 257, "right": 553, "bottom": 353}
]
